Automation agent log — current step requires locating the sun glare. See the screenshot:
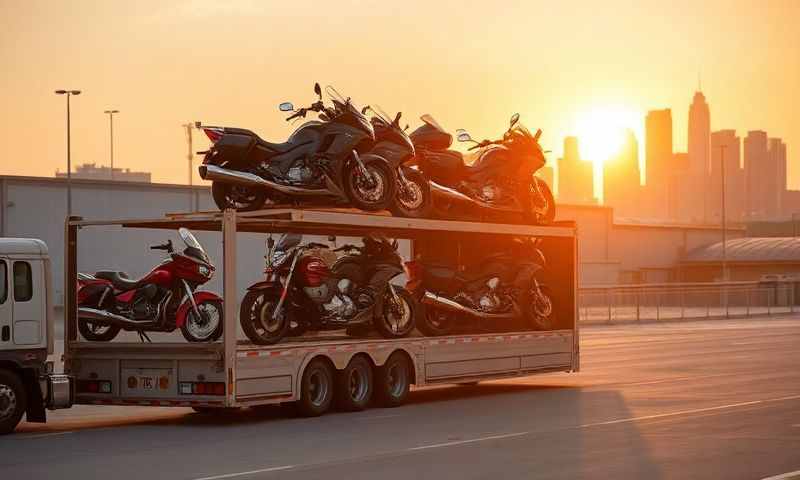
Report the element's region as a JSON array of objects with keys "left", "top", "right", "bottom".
[{"left": 573, "top": 106, "right": 641, "bottom": 166}]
